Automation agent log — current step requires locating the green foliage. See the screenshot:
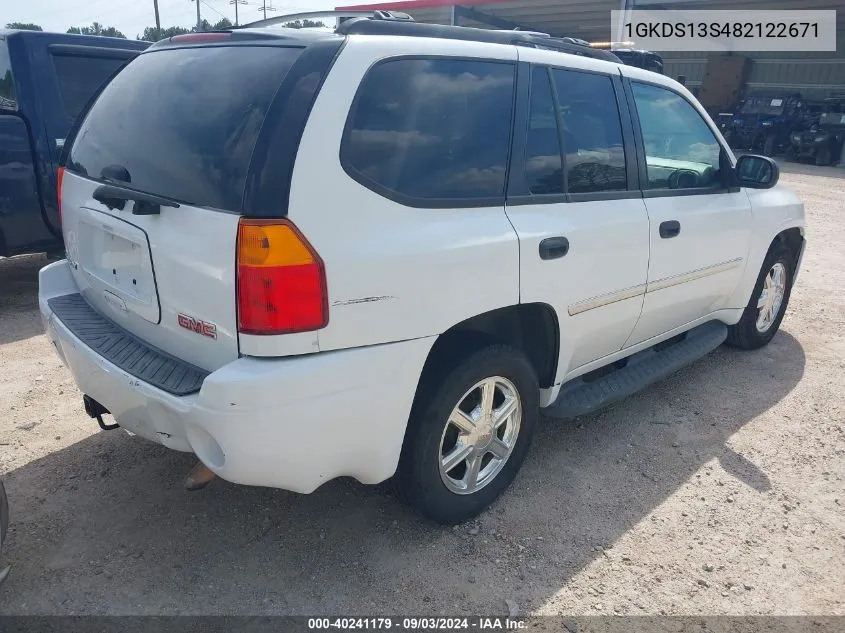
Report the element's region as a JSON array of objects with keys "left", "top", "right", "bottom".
[
  {"left": 67, "top": 22, "right": 126, "bottom": 38},
  {"left": 139, "top": 17, "right": 233, "bottom": 42},
  {"left": 5, "top": 22, "right": 43, "bottom": 31},
  {"left": 138, "top": 25, "right": 190, "bottom": 41},
  {"left": 283, "top": 19, "right": 327, "bottom": 29}
]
